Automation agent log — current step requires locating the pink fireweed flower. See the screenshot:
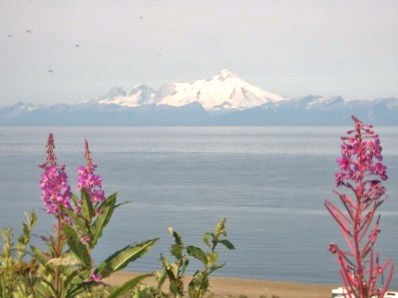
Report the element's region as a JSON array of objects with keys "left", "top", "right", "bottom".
[
  {"left": 39, "top": 134, "right": 72, "bottom": 214},
  {"left": 325, "top": 116, "right": 393, "bottom": 298},
  {"left": 40, "top": 165, "right": 72, "bottom": 214},
  {"left": 77, "top": 140, "right": 105, "bottom": 204},
  {"left": 337, "top": 157, "right": 350, "bottom": 171},
  {"left": 335, "top": 172, "right": 344, "bottom": 186},
  {"left": 335, "top": 116, "right": 387, "bottom": 186},
  {"left": 371, "top": 162, "right": 387, "bottom": 180},
  {"left": 90, "top": 272, "right": 102, "bottom": 283},
  {"left": 81, "top": 234, "right": 90, "bottom": 245}
]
